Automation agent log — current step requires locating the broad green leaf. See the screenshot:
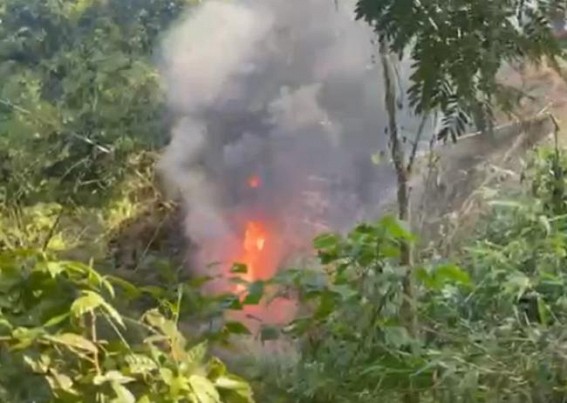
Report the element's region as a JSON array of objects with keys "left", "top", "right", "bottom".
[
  {"left": 216, "top": 374, "right": 255, "bottom": 402},
  {"left": 189, "top": 375, "right": 221, "bottom": 403},
  {"left": 110, "top": 381, "right": 136, "bottom": 403},
  {"left": 143, "top": 309, "right": 184, "bottom": 346},
  {"left": 71, "top": 291, "right": 105, "bottom": 317},
  {"left": 434, "top": 263, "right": 471, "bottom": 287},
  {"left": 47, "top": 333, "right": 97, "bottom": 354},
  {"left": 186, "top": 341, "right": 208, "bottom": 368},
  {"left": 214, "top": 374, "right": 249, "bottom": 391},
  {"left": 313, "top": 233, "right": 341, "bottom": 250},
  {"left": 159, "top": 367, "right": 174, "bottom": 386},
  {"left": 378, "top": 215, "right": 416, "bottom": 241},
  {"left": 125, "top": 354, "right": 158, "bottom": 375},
  {"left": 48, "top": 370, "right": 77, "bottom": 395}
]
